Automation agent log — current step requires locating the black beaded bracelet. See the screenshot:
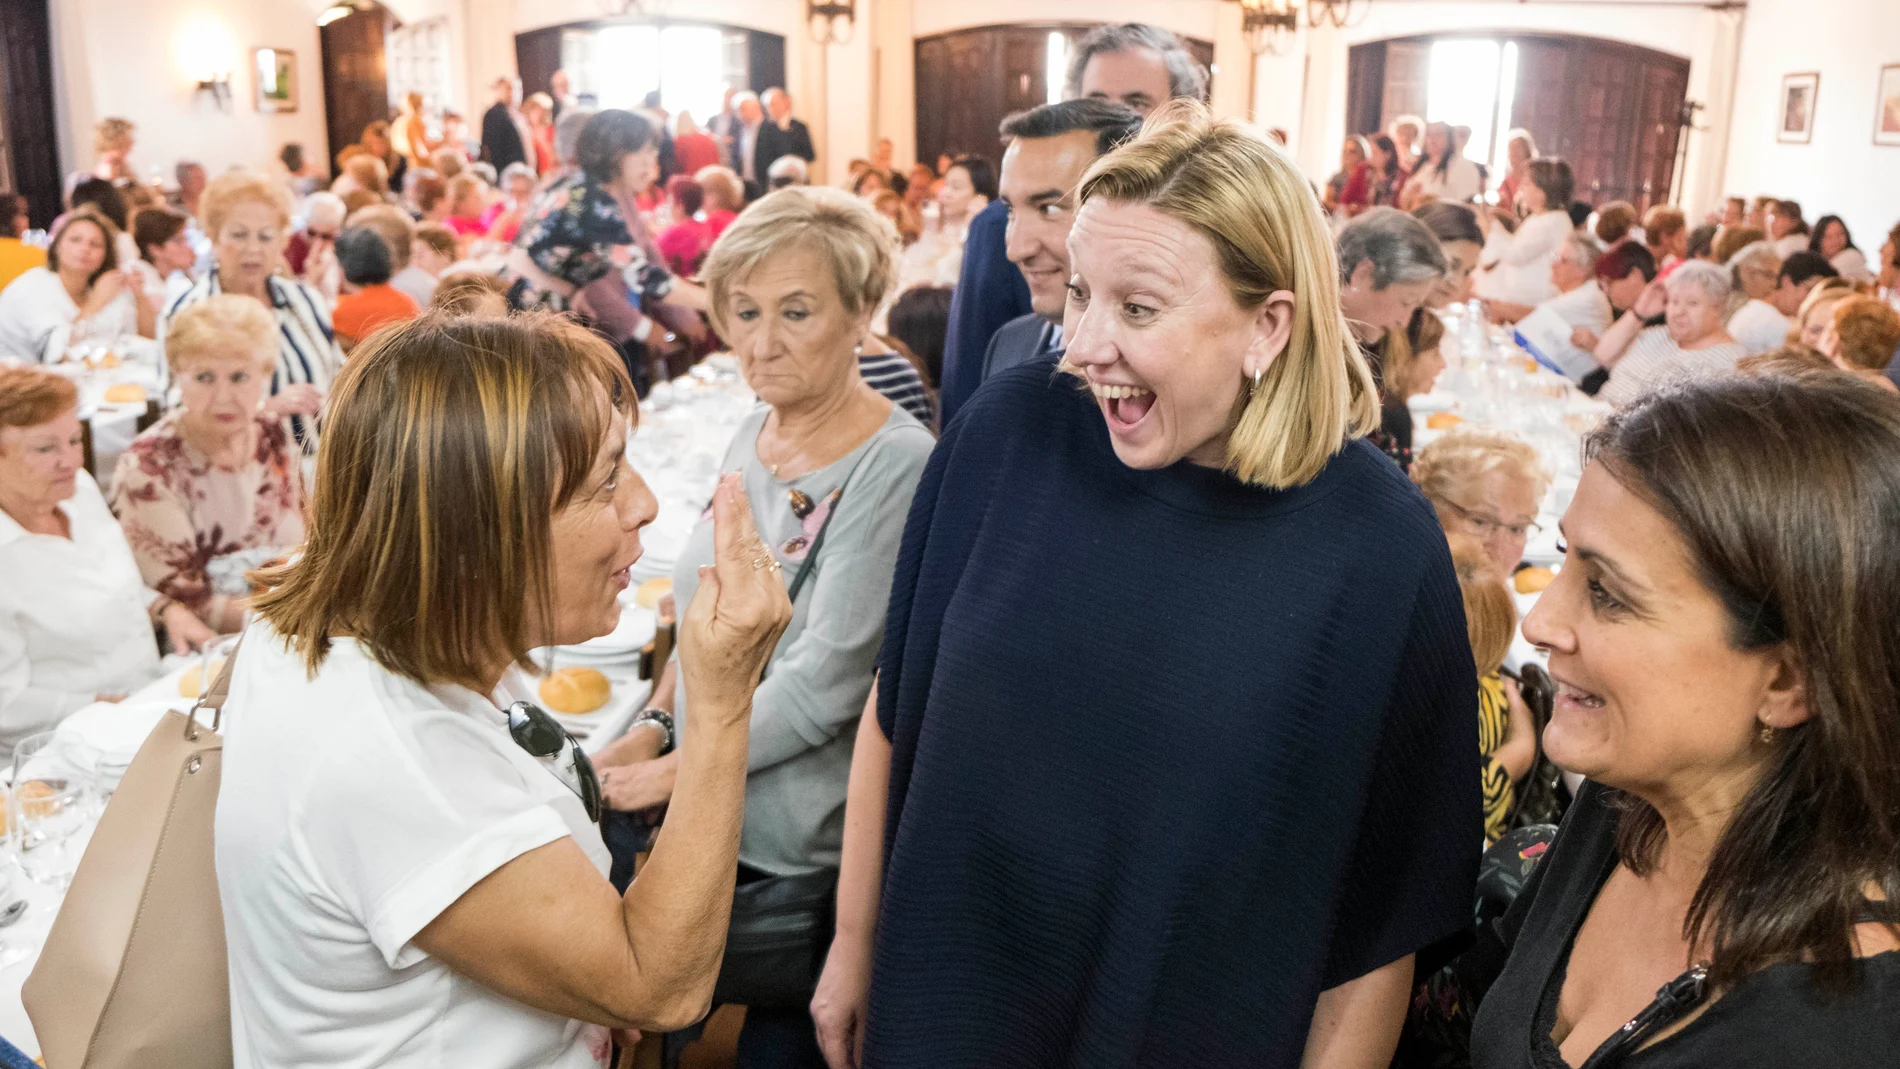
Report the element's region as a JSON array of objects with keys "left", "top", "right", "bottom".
[{"left": 632, "top": 709, "right": 675, "bottom": 756}]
